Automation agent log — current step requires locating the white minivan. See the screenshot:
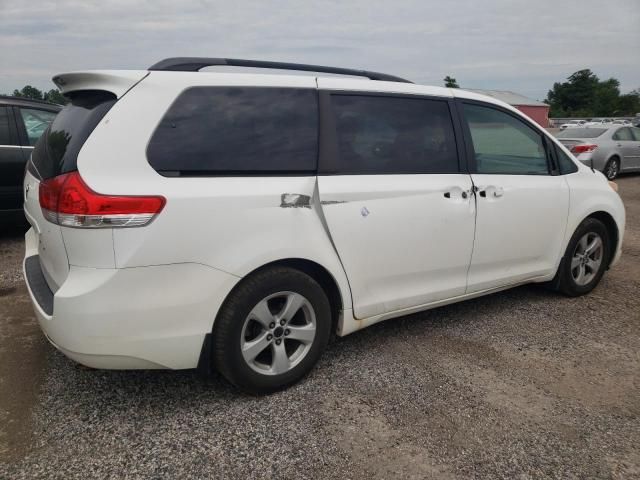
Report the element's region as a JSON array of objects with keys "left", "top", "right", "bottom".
[{"left": 23, "top": 58, "right": 625, "bottom": 393}]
